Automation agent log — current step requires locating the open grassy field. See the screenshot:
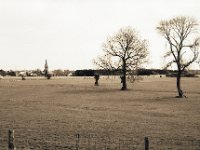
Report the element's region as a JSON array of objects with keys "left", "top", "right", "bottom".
[{"left": 0, "top": 77, "right": 200, "bottom": 149}]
